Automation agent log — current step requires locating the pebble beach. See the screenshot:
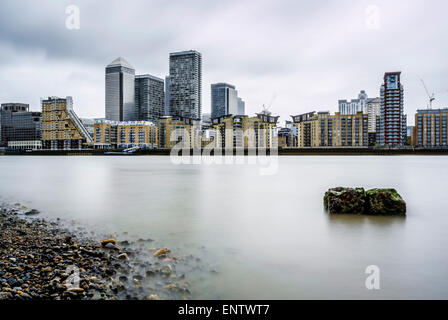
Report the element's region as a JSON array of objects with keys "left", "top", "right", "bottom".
[{"left": 0, "top": 202, "right": 194, "bottom": 300}]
